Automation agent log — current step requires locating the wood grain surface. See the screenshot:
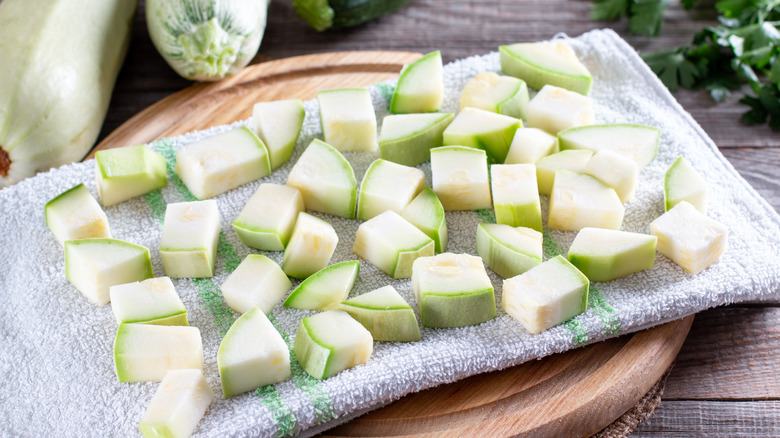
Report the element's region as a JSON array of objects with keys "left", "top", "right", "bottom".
[
  {"left": 93, "top": 49, "right": 695, "bottom": 437},
  {"left": 93, "top": 0, "right": 779, "bottom": 436}
]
